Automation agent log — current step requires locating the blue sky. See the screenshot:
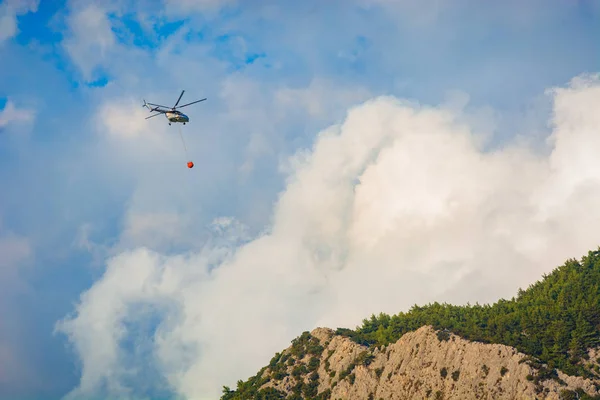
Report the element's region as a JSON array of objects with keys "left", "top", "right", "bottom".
[{"left": 1, "top": 1, "right": 600, "bottom": 399}]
